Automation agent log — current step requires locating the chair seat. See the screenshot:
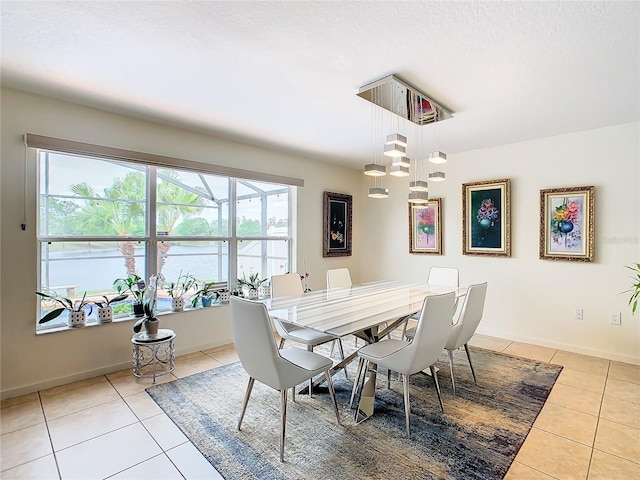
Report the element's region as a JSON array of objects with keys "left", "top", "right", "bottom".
[
  {"left": 358, "top": 339, "right": 409, "bottom": 362},
  {"left": 279, "top": 324, "right": 337, "bottom": 345},
  {"left": 280, "top": 347, "right": 333, "bottom": 374}
]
